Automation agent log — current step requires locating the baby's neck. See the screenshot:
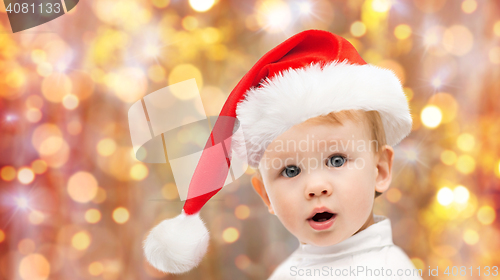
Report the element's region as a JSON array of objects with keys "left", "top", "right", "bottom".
[{"left": 354, "top": 212, "right": 375, "bottom": 235}]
